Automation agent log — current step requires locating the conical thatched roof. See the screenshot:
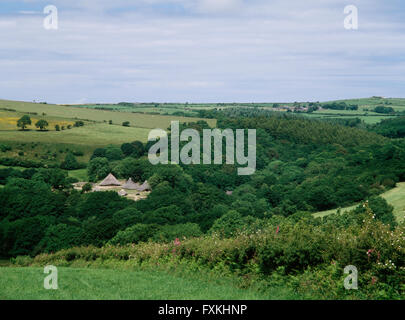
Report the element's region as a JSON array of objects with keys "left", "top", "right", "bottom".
[
  {"left": 138, "top": 180, "right": 151, "bottom": 191},
  {"left": 99, "top": 173, "right": 121, "bottom": 186},
  {"left": 123, "top": 178, "right": 142, "bottom": 190},
  {"left": 118, "top": 189, "right": 127, "bottom": 196}
]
